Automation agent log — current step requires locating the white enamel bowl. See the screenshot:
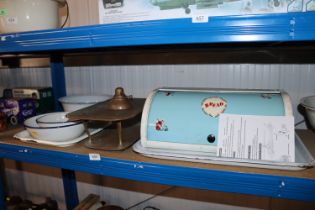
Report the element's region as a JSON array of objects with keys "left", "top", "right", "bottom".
[
  {"left": 36, "top": 112, "right": 76, "bottom": 127},
  {"left": 24, "top": 114, "right": 85, "bottom": 142},
  {"left": 300, "top": 96, "right": 315, "bottom": 129},
  {"left": 0, "top": 0, "right": 65, "bottom": 33},
  {"left": 59, "top": 95, "right": 111, "bottom": 112}
]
